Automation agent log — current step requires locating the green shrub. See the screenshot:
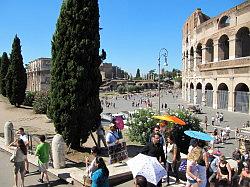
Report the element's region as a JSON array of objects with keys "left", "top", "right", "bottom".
[
  {"left": 23, "top": 91, "right": 36, "bottom": 106},
  {"left": 127, "top": 109, "right": 158, "bottom": 145},
  {"left": 117, "top": 85, "right": 126, "bottom": 94},
  {"left": 33, "top": 92, "right": 49, "bottom": 114},
  {"left": 127, "top": 108, "right": 203, "bottom": 154}
]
